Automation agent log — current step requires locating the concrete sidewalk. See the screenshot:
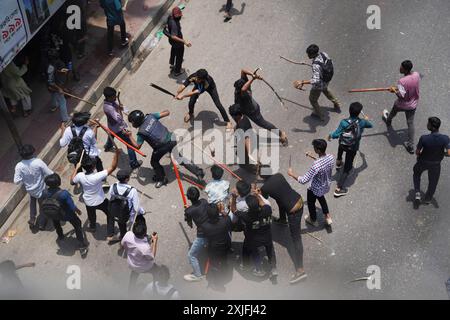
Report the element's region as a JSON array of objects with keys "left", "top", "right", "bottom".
[{"left": 0, "top": 0, "right": 179, "bottom": 228}]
